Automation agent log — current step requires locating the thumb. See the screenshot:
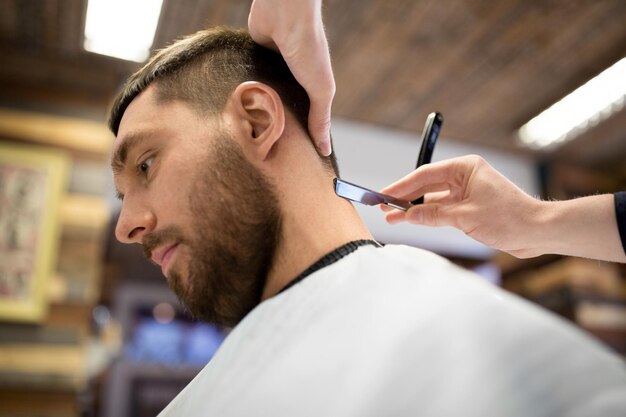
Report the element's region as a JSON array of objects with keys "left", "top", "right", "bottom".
[
  {"left": 308, "top": 98, "right": 333, "bottom": 156},
  {"left": 405, "top": 203, "right": 459, "bottom": 229}
]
